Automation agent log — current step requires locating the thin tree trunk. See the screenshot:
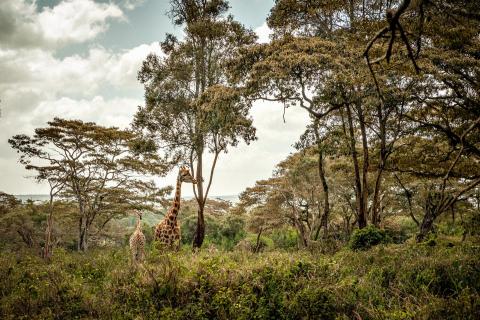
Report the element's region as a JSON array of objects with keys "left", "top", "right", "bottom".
[
  {"left": 346, "top": 105, "right": 367, "bottom": 228},
  {"left": 193, "top": 151, "right": 205, "bottom": 249},
  {"left": 43, "top": 193, "right": 54, "bottom": 260},
  {"left": 358, "top": 105, "right": 370, "bottom": 227},
  {"left": 292, "top": 206, "right": 309, "bottom": 248},
  {"left": 372, "top": 103, "right": 388, "bottom": 226},
  {"left": 314, "top": 121, "right": 330, "bottom": 238},
  {"left": 78, "top": 208, "right": 89, "bottom": 251},
  {"left": 371, "top": 172, "right": 383, "bottom": 226},
  {"left": 254, "top": 227, "right": 263, "bottom": 253}
]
